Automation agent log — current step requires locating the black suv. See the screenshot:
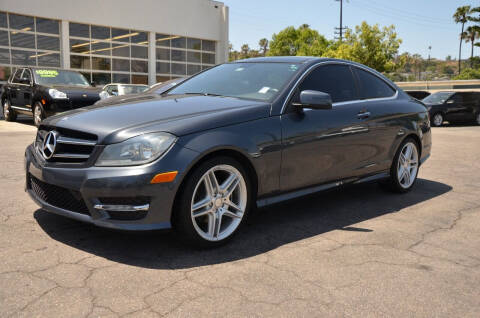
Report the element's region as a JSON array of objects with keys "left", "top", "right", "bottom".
[
  {"left": 423, "top": 91, "right": 480, "bottom": 127},
  {"left": 1, "top": 68, "right": 102, "bottom": 126}
]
